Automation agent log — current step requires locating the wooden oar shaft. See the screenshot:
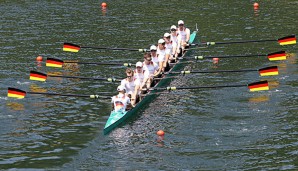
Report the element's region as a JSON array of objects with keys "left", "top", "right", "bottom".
[
  {"left": 210, "top": 39, "right": 275, "bottom": 45},
  {"left": 27, "top": 91, "right": 110, "bottom": 98},
  {"left": 192, "top": 39, "right": 276, "bottom": 46},
  {"left": 169, "top": 69, "right": 257, "bottom": 74},
  {"left": 81, "top": 46, "right": 148, "bottom": 52},
  {"left": 151, "top": 84, "right": 247, "bottom": 91},
  {"left": 65, "top": 61, "right": 132, "bottom": 66},
  {"left": 188, "top": 54, "right": 267, "bottom": 60},
  {"left": 47, "top": 74, "right": 121, "bottom": 82}
]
